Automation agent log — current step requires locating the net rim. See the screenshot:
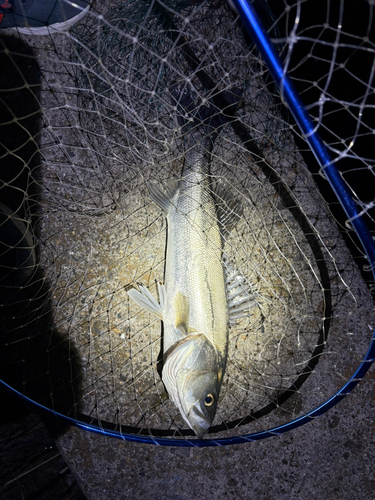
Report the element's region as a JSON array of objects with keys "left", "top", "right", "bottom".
[{"left": 1, "top": 333, "right": 374, "bottom": 447}]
